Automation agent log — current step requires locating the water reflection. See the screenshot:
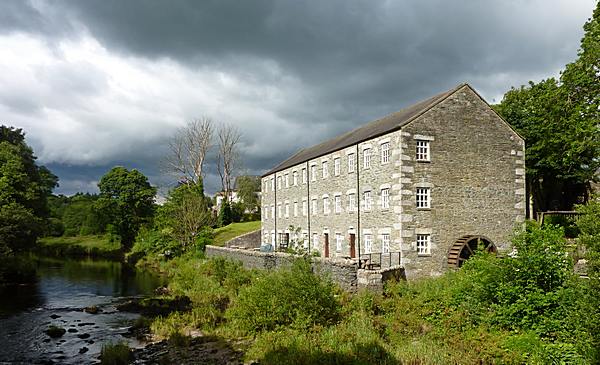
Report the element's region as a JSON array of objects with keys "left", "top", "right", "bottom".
[{"left": 0, "top": 255, "right": 165, "bottom": 364}]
